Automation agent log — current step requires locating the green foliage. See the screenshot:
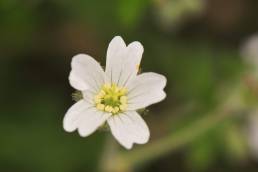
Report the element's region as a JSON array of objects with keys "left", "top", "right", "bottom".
[
  {"left": 116, "top": 0, "right": 151, "bottom": 28},
  {"left": 1, "top": 0, "right": 258, "bottom": 171}
]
